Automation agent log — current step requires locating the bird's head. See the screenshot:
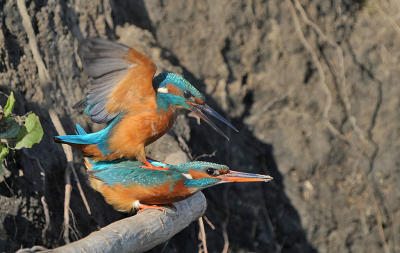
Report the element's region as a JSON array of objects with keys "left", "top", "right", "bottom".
[
  {"left": 154, "top": 73, "right": 238, "bottom": 139},
  {"left": 169, "top": 161, "right": 273, "bottom": 189}
]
